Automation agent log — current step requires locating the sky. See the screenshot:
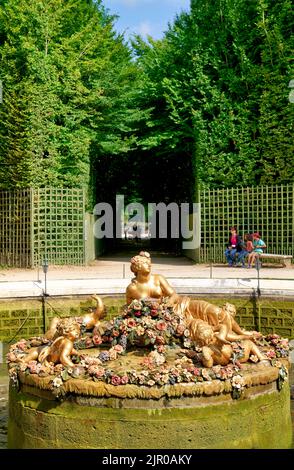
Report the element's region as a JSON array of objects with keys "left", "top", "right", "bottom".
[{"left": 104, "top": 0, "right": 191, "bottom": 40}]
